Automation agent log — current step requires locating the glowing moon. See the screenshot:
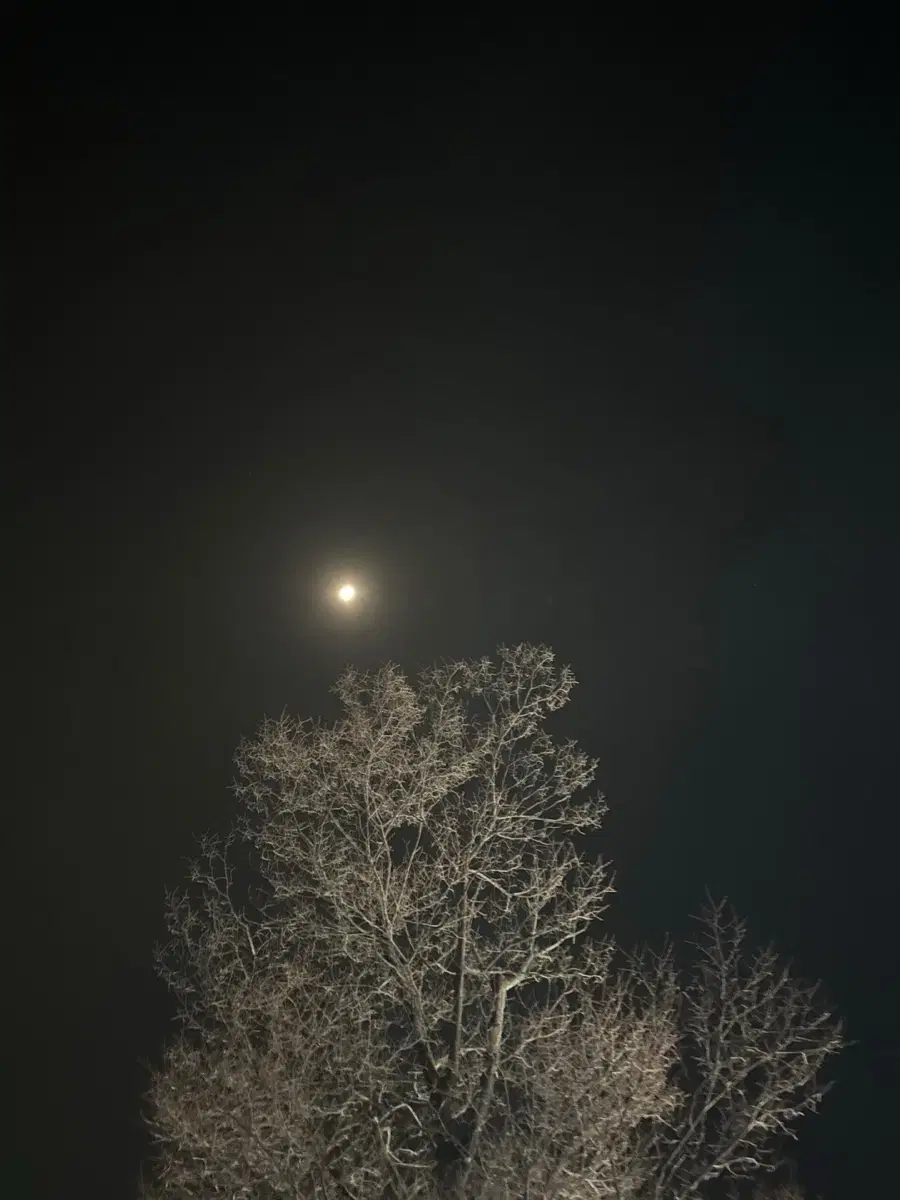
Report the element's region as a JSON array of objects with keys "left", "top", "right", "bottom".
[{"left": 338, "top": 583, "right": 356, "bottom": 602}]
